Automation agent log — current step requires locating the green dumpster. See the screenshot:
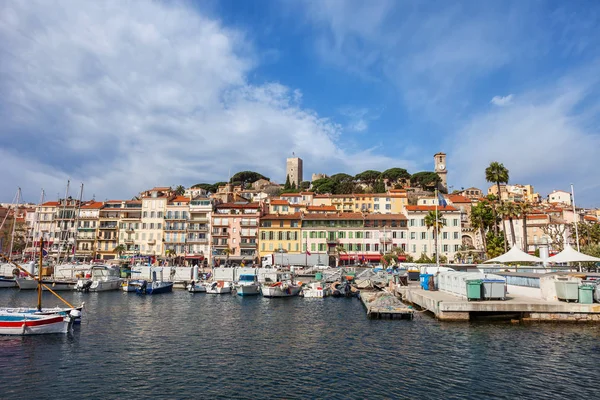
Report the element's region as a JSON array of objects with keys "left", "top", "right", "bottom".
[
  {"left": 466, "top": 280, "right": 482, "bottom": 301},
  {"left": 315, "top": 272, "right": 323, "bottom": 281},
  {"left": 578, "top": 285, "right": 594, "bottom": 304}
]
